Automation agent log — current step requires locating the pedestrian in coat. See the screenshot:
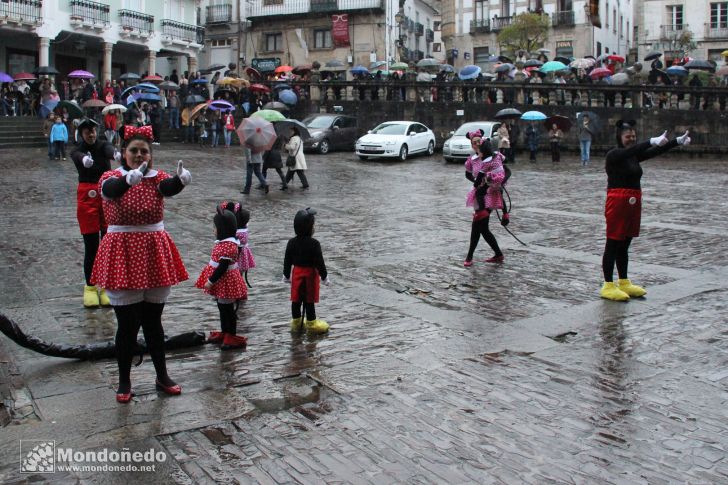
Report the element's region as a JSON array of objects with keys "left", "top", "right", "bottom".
[
  {"left": 525, "top": 123, "right": 540, "bottom": 163},
  {"left": 578, "top": 114, "right": 594, "bottom": 166},
  {"left": 284, "top": 128, "right": 309, "bottom": 189},
  {"left": 549, "top": 124, "right": 563, "bottom": 163}
]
